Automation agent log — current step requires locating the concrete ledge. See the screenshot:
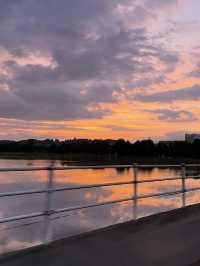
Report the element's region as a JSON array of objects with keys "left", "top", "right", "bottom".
[{"left": 1, "top": 204, "right": 200, "bottom": 266}]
